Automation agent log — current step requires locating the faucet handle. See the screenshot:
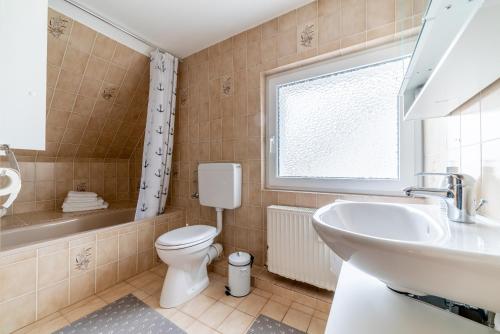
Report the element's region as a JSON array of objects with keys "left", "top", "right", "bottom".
[{"left": 416, "top": 172, "right": 471, "bottom": 188}]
